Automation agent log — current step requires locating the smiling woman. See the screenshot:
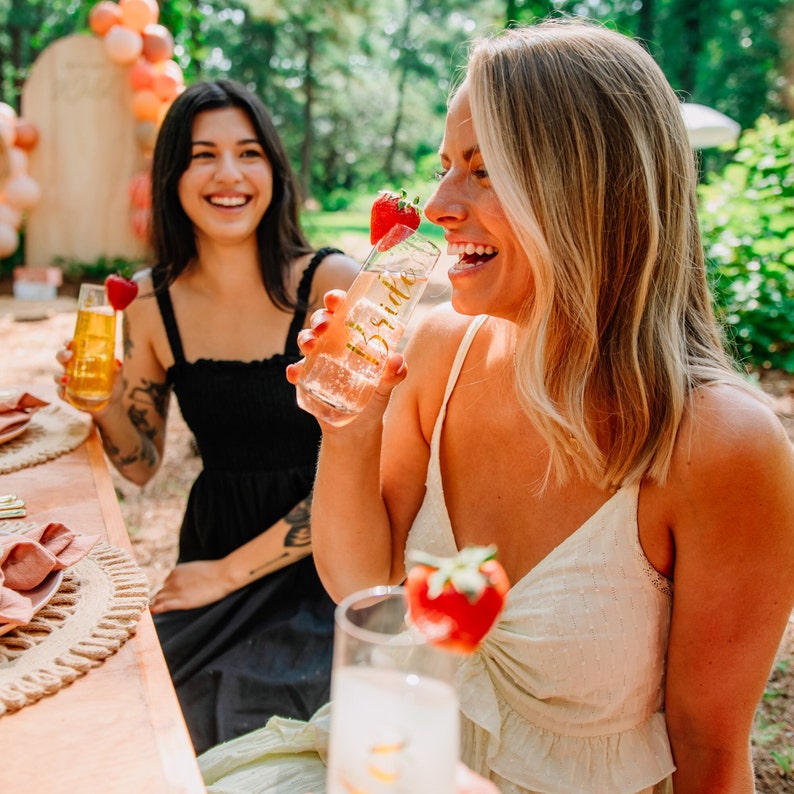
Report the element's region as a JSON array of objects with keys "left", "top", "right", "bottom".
[{"left": 51, "top": 79, "right": 361, "bottom": 753}]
